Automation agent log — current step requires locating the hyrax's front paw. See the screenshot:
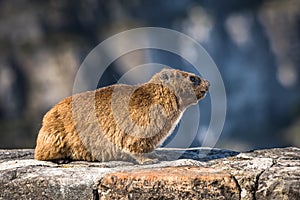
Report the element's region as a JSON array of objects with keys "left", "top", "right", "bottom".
[
  {"left": 138, "top": 157, "right": 159, "bottom": 165},
  {"left": 133, "top": 152, "right": 160, "bottom": 165}
]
